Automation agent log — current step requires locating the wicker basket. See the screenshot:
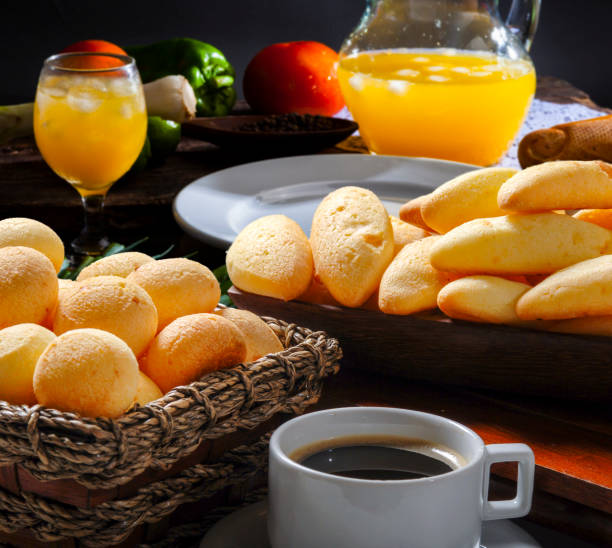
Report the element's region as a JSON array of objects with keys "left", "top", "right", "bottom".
[{"left": 0, "top": 318, "right": 342, "bottom": 547}]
